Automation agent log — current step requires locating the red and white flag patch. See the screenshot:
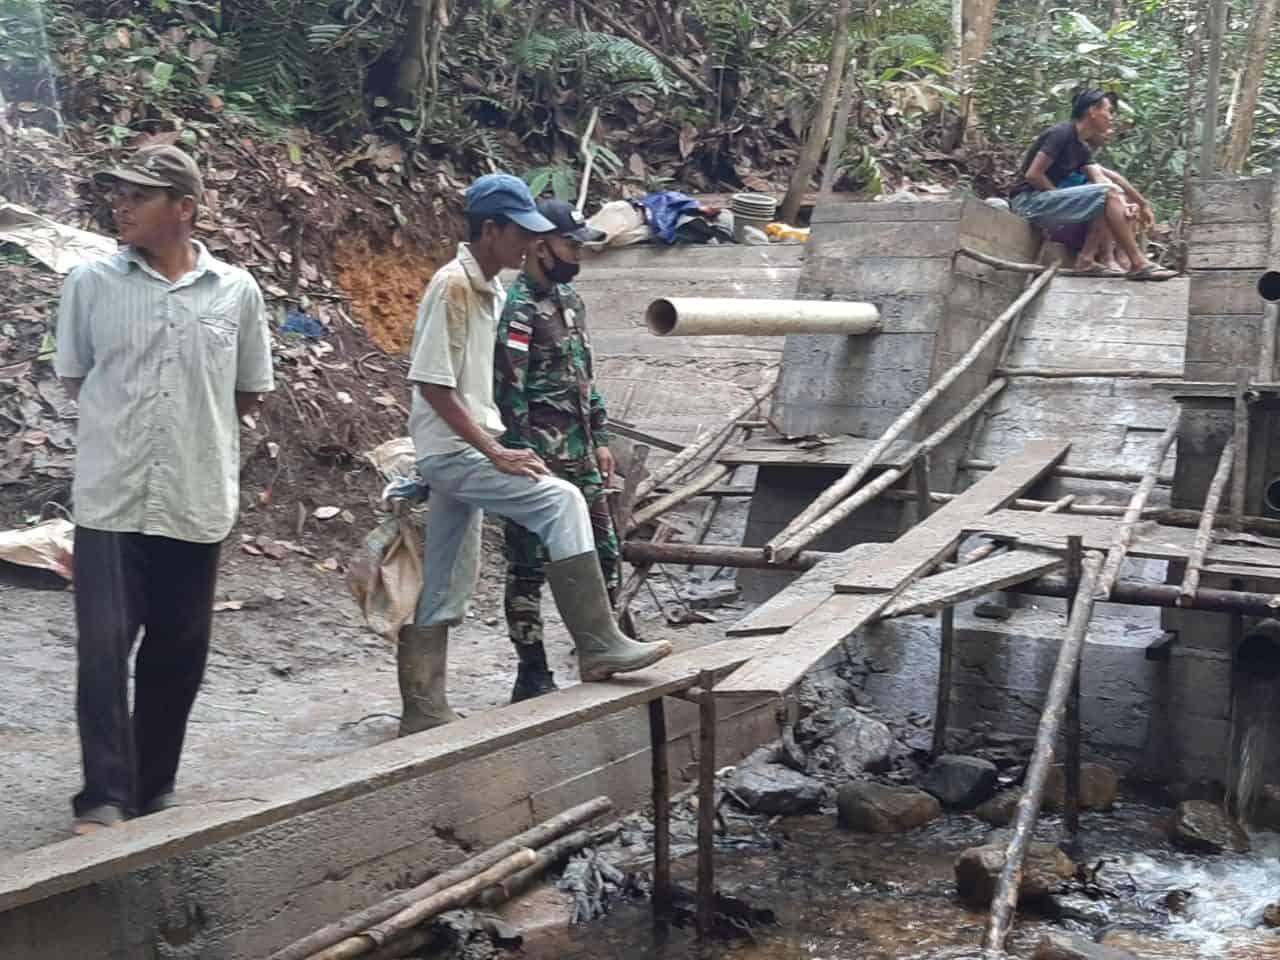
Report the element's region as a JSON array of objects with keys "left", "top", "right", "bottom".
[{"left": 507, "top": 328, "right": 531, "bottom": 352}]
